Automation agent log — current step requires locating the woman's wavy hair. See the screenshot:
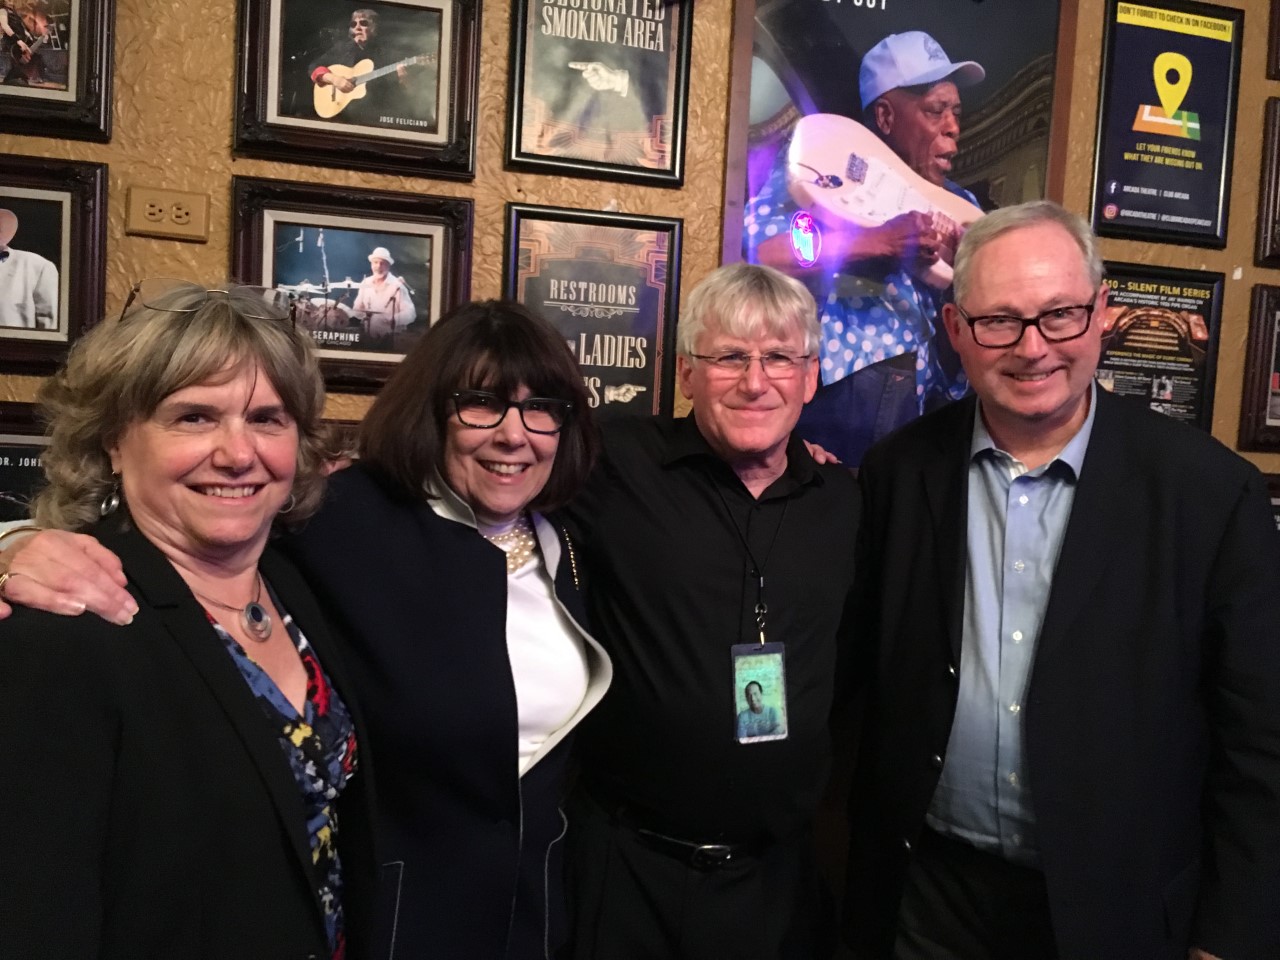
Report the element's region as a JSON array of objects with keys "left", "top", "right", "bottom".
[
  {"left": 360, "top": 299, "right": 599, "bottom": 512},
  {"left": 31, "top": 284, "right": 329, "bottom": 533}
]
